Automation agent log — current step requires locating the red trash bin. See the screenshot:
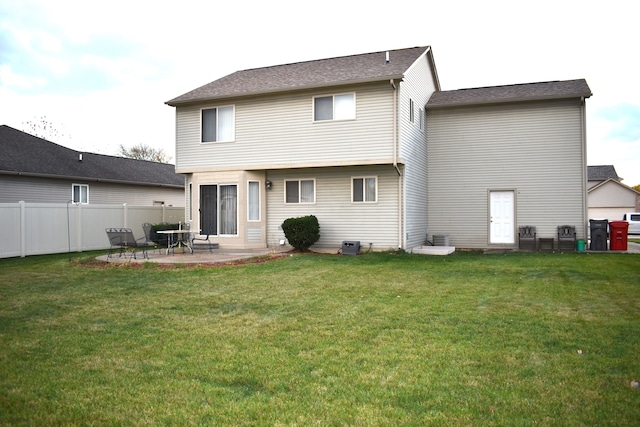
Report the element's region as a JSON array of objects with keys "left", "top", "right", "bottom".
[{"left": 609, "top": 220, "right": 629, "bottom": 251}]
